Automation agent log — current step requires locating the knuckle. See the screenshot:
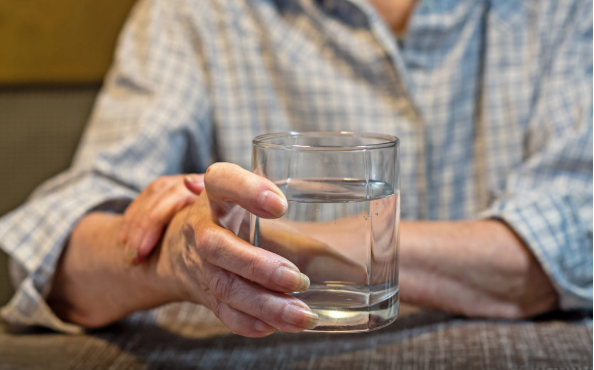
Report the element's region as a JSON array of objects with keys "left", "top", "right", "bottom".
[
  {"left": 204, "top": 163, "right": 222, "bottom": 184},
  {"left": 257, "top": 295, "right": 275, "bottom": 318},
  {"left": 198, "top": 228, "right": 225, "bottom": 261},
  {"left": 136, "top": 216, "right": 153, "bottom": 233},
  {"left": 147, "top": 176, "right": 173, "bottom": 194},
  {"left": 145, "top": 211, "right": 163, "bottom": 227},
  {"left": 209, "top": 270, "right": 236, "bottom": 302},
  {"left": 210, "top": 298, "right": 224, "bottom": 319},
  {"left": 245, "top": 256, "right": 264, "bottom": 280},
  {"left": 205, "top": 163, "right": 236, "bottom": 189},
  {"left": 142, "top": 212, "right": 156, "bottom": 226}
]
